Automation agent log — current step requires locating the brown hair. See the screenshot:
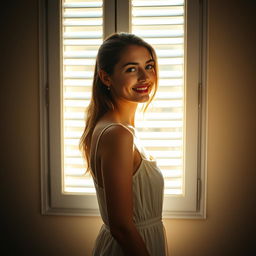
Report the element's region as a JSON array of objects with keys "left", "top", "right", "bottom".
[{"left": 79, "top": 32, "right": 158, "bottom": 171}]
